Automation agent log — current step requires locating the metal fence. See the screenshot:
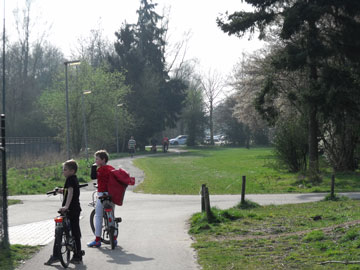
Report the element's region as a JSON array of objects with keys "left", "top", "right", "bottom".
[
  {"left": 0, "top": 136, "right": 60, "bottom": 247},
  {"left": 6, "top": 137, "right": 61, "bottom": 160}
]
